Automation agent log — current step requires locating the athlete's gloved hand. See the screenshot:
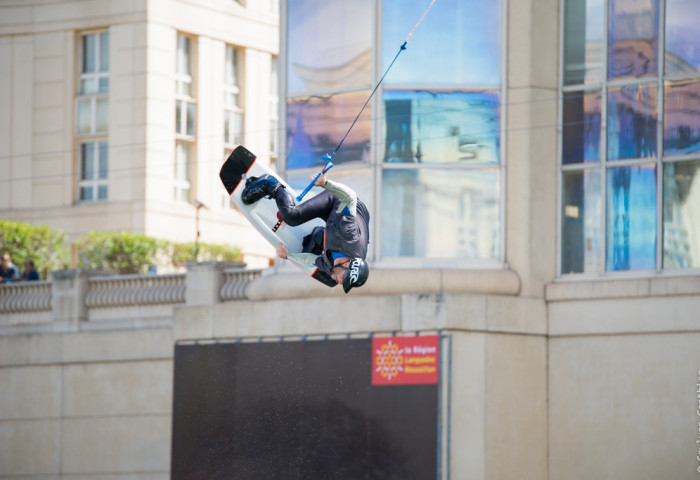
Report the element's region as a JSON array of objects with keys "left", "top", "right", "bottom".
[
  {"left": 312, "top": 173, "right": 327, "bottom": 188},
  {"left": 276, "top": 242, "right": 289, "bottom": 259}
]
